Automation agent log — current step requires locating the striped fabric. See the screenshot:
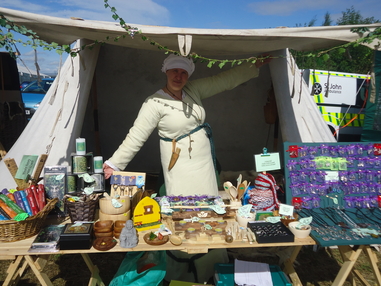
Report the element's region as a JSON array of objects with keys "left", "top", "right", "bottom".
[{"left": 247, "top": 172, "right": 279, "bottom": 211}]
